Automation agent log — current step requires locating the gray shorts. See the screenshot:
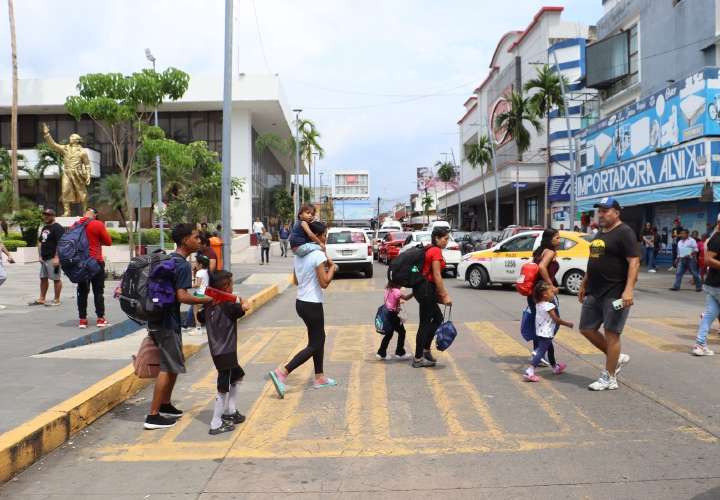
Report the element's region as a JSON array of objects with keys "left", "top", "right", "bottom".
[
  {"left": 579, "top": 294, "right": 630, "bottom": 334},
  {"left": 149, "top": 328, "right": 186, "bottom": 374},
  {"left": 40, "top": 259, "right": 62, "bottom": 280}
]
